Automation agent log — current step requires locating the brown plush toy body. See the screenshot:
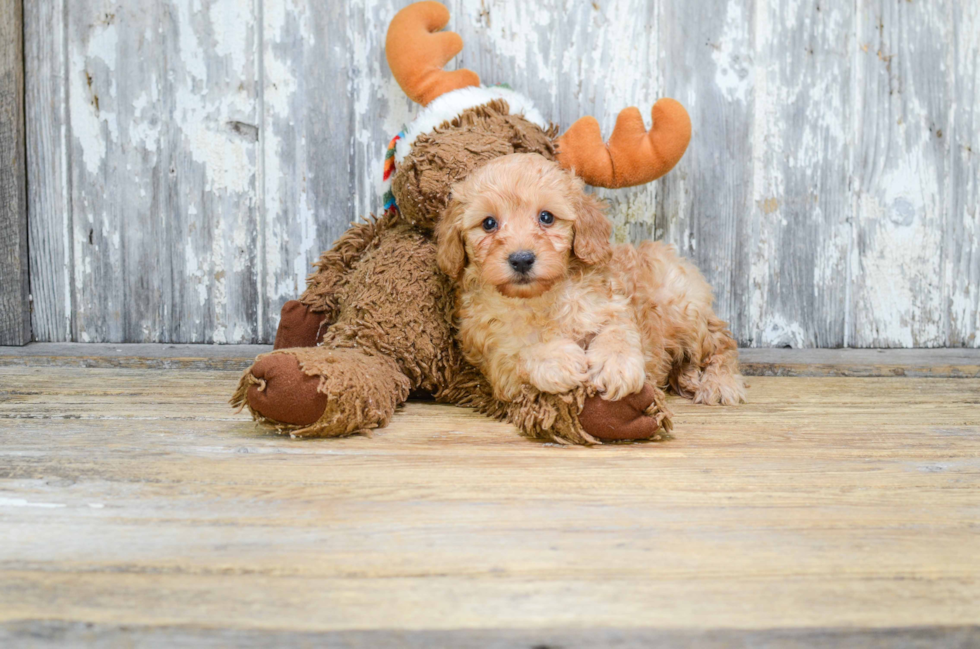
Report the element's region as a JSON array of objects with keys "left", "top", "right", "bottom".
[{"left": 233, "top": 1, "right": 691, "bottom": 444}]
